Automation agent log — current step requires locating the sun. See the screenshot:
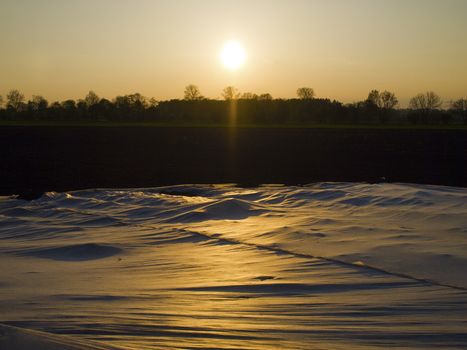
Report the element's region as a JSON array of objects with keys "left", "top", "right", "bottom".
[{"left": 220, "top": 41, "right": 246, "bottom": 70}]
